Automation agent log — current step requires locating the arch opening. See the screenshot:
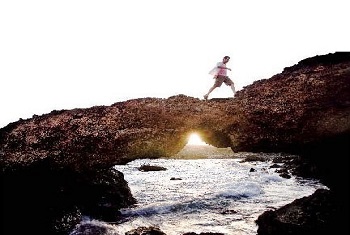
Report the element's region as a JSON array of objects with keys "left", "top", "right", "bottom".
[
  {"left": 187, "top": 133, "right": 208, "bottom": 146},
  {"left": 172, "top": 132, "right": 233, "bottom": 159}
]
